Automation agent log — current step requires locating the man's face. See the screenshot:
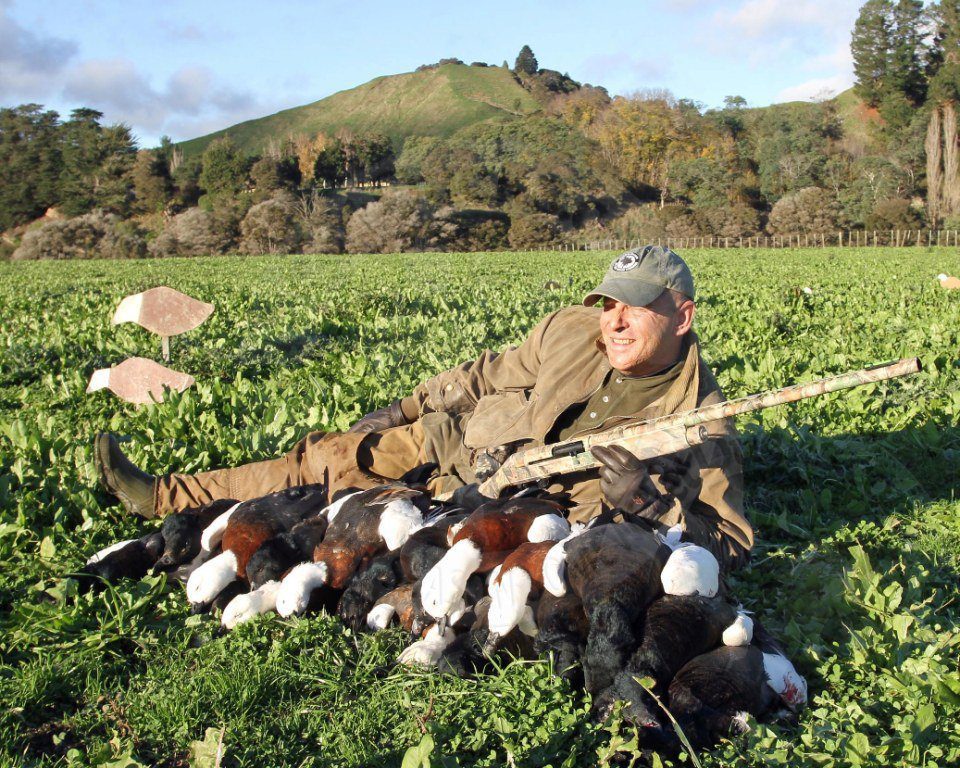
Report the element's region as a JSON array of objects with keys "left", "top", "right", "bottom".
[{"left": 599, "top": 291, "right": 693, "bottom": 376}]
